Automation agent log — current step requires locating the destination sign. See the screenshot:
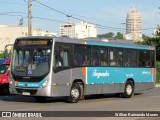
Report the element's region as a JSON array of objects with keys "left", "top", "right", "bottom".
[{"left": 18, "top": 40, "right": 48, "bottom": 45}]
